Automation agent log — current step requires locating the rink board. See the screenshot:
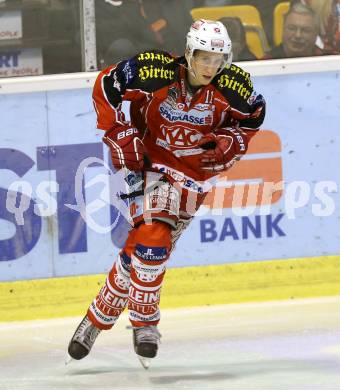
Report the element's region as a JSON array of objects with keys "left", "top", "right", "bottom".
[
  {"left": 0, "top": 255, "right": 340, "bottom": 322},
  {"left": 0, "top": 66, "right": 340, "bottom": 283}
]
